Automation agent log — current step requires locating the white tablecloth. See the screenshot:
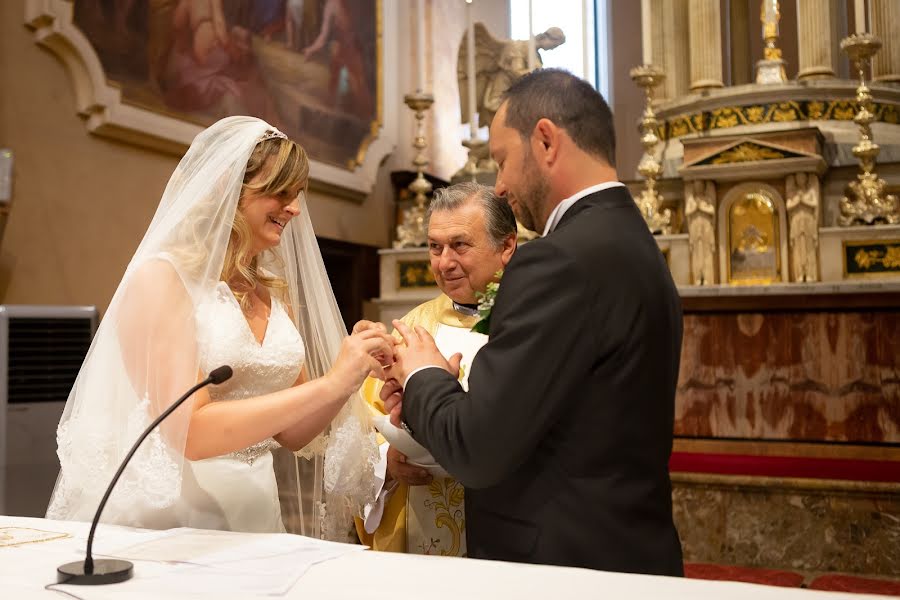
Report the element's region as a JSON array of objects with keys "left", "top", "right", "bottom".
[{"left": 0, "top": 516, "right": 887, "bottom": 600}]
